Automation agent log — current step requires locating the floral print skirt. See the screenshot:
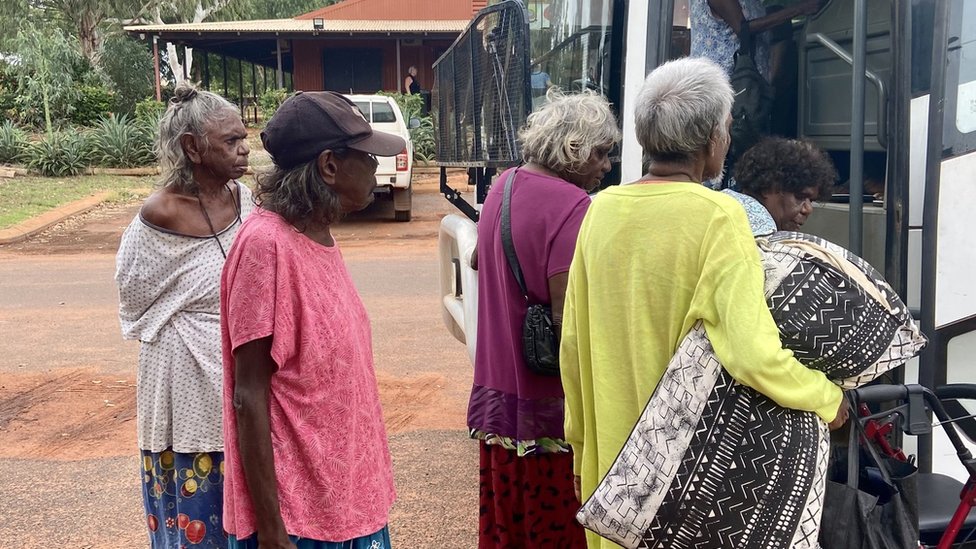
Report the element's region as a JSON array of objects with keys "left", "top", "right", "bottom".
[{"left": 141, "top": 449, "right": 226, "bottom": 548}]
